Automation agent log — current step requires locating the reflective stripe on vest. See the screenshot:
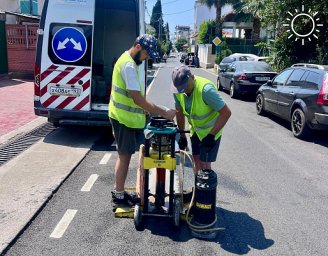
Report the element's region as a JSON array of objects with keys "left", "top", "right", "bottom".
[
  {"left": 108, "top": 52, "right": 145, "bottom": 128},
  {"left": 175, "top": 76, "right": 222, "bottom": 141},
  {"left": 110, "top": 95, "right": 145, "bottom": 114}
]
